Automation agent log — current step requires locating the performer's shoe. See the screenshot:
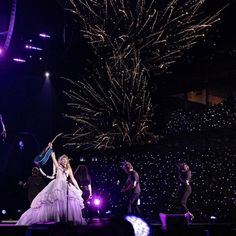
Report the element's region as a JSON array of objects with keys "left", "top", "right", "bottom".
[{"left": 188, "top": 212, "right": 194, "bottom": 220}]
